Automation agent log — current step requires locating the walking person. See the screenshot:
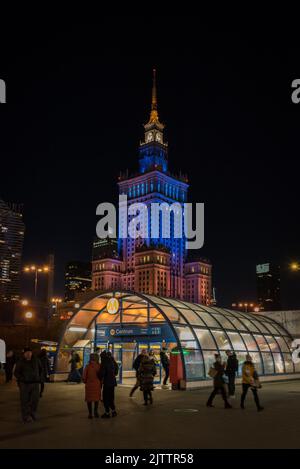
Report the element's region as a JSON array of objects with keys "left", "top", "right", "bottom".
[
  {"left": 99, "top": 351, "right": 118, "bottom": 418},
  {"left": 139, "top": 352, "right": 156, "bottom": 405},
  {"left": 83, "top": 353, "right": 101, "bottom": 419},
  {"left": 225, "top": 350, "right": 239, "bottom": 398},
  {"left": 129, "top": 348, "right": 147, "bottom": 397},
  {"left": 4, "top": 350, "right": 16, "bottom": 383},
  {"left": 160, "top": 346, "right": 170, "bottom": 389},
  {"left": 206, "top": 354, "right": 232, "bottom": 409},
  {"left": 14, "top": 348, "right": 42, "bottom": 423},
  {"left": 38, "top": 348, "right": 51, "bottom": 397},
  {"left": 240, "top": 354, "right": 264, "bottom": 412}
]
